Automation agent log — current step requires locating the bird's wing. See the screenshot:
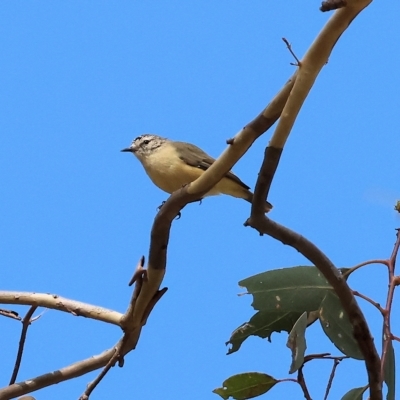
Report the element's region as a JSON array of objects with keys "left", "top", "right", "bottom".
[{"left": 176, "top": 141, "right": 250, "bottom": 190}]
